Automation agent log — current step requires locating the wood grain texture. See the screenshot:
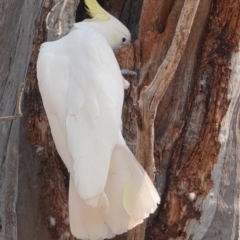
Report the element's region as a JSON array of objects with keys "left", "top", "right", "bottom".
[{"left": 0, "top": 0, "right": 50, "bottom": 239}]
